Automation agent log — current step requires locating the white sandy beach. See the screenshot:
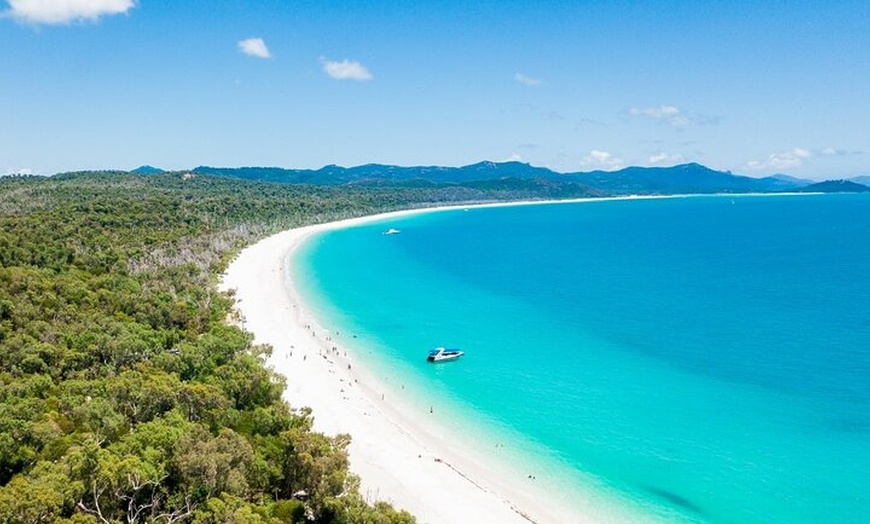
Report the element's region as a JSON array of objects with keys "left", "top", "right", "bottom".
[{"left": 220, "top": 203, "right": 630, "bottom": 524}]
